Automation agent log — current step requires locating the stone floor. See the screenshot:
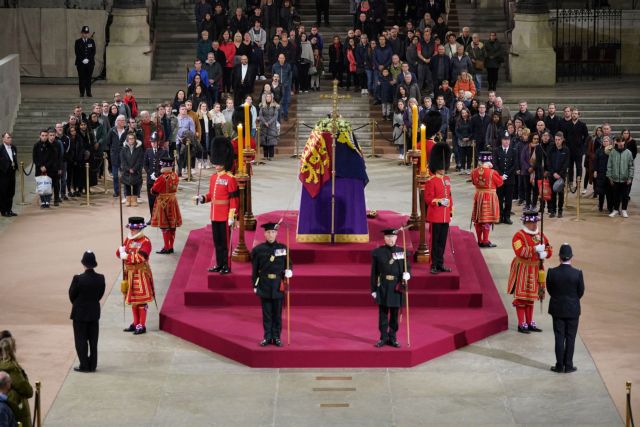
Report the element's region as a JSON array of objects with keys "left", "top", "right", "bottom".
[{"left": 1, "top": 81, "right": 638, "bottom": 426}]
